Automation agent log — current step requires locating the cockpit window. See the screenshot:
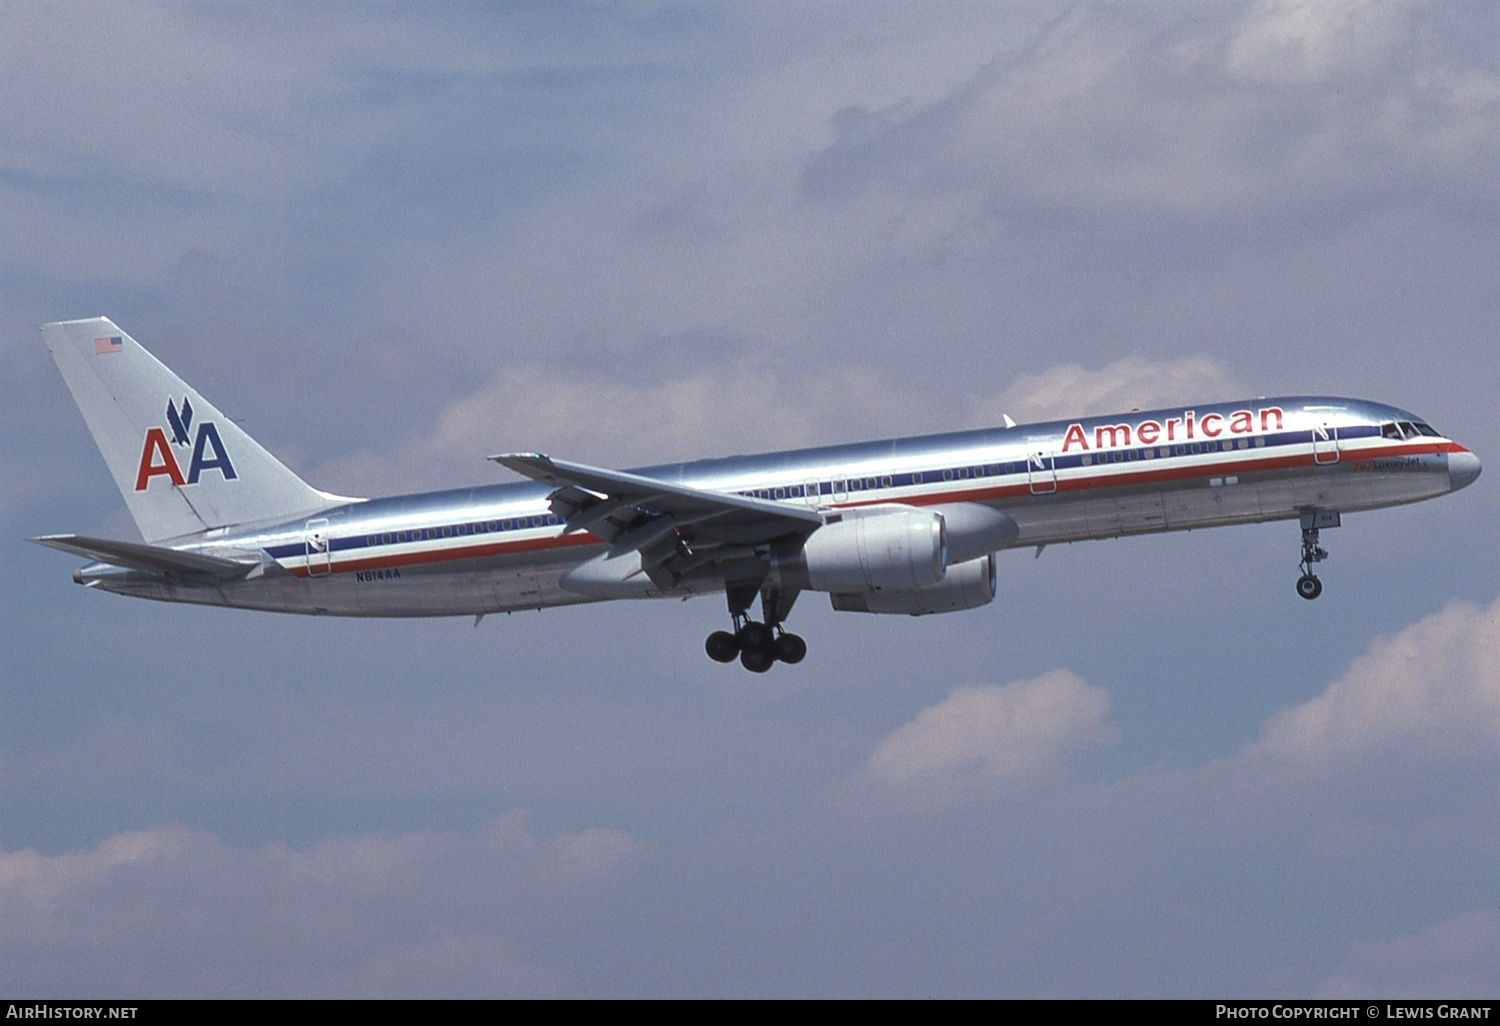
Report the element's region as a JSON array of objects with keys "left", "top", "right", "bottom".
[{"left": 1383, "top": 420, "right": 1442, "bottom": 439}]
